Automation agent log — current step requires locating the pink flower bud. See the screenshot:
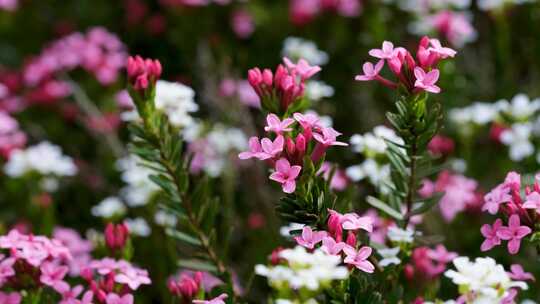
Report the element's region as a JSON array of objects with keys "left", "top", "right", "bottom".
[
  {"left": 104, "top": 222, "right": 129, "bottom": 251},
  {"left": 286, "top": 137, "right": 296, "bottom": 156},
  {"left": 346, "top": 231, "right": 357, "bottom": 247},
  {"left": 295, "top": 134, "right": 306, "bottom": 158},
  {"left": 262, "top": 69, "right": 273, "bottom": 87}
]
